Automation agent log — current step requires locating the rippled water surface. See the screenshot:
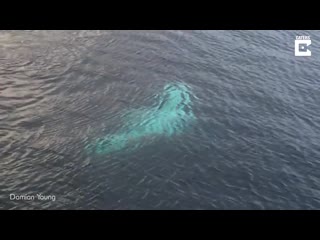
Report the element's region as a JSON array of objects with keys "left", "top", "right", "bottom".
[{"left": 1, "top": 30, "right": 320, "bottom": 209}]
